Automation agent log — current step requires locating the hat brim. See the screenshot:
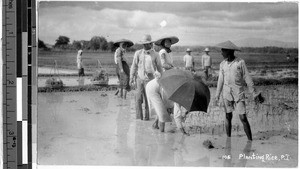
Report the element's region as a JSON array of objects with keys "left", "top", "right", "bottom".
[
  {"left": 218, "top": 47, "right": 241, "bottom": 51},
  {"left": 154, "top": 36, "right": 179, "bottom": 46},
  {"left": 114, "top": 39, "right": 134, "bottom": 47},
  {"left": 215, "top": 41, "right": 241, "bottom": 51},
  {"left": 137, "top": 40, "right": 155, "bottom": 45}
]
